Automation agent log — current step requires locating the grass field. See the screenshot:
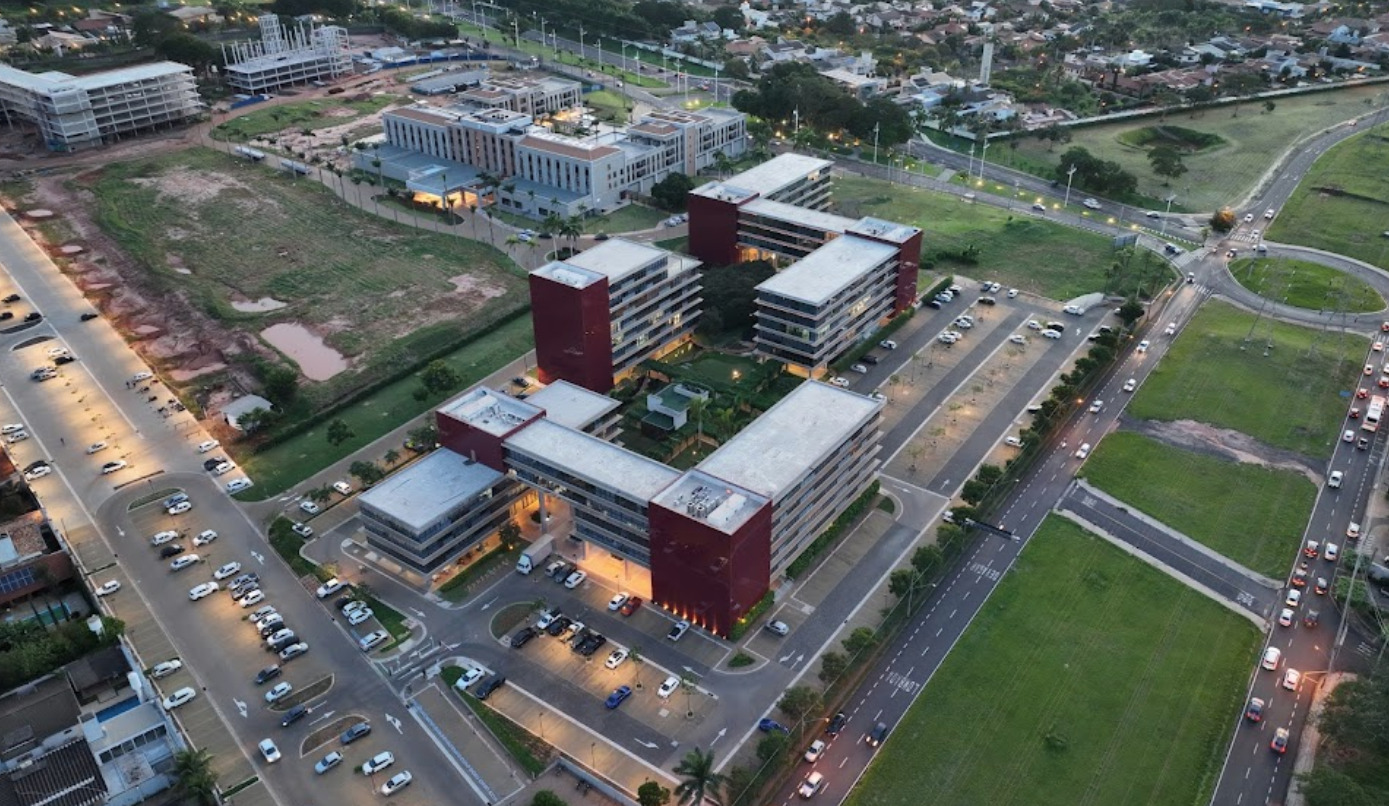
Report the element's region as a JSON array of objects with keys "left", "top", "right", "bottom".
[
  {"left": 89, "top": 147, "right": 526, "bottom": 397},
  {"left": 1128, "top": 300, "right": 1365, "bottom": 456},
  {"left": 979, "top": 84, "right": 1389, "bottom": 212},
  {"left": 585, "top": 90, "right": 630, "bottom": 123},
  {"left": 1229, "top": 256, "right": 1384, "bottom": 312},
  {"left": 237, "top": 314, "right": 534, "bottom": 498},
  {"left": 833, "top": 176, "right": 1162, "bottom": 299},
  {"left": 456, "top": 21, "right": 670, "bottom": 86},
  {"left": 1083, "top": 432, "right": 1315, "bottom": 577},
  {"left": 1268, "top": 121, "right": 1389, "bottom": 270},
  {"left": 846, "top": 516, "right": 1258, "bottom": 806},
  {"left": 211, "top": 95, "right": 401, "bottom": 141}
]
